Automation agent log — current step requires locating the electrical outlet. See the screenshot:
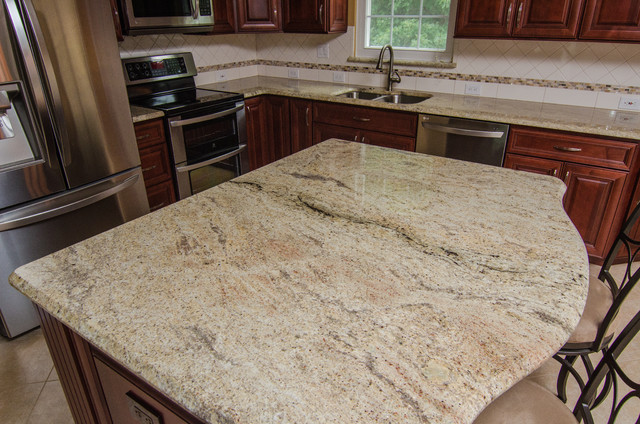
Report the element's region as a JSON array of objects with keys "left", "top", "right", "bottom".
[
  {"left": 333, "top": 71, "right": 346, "bottom": 83},
  {"left": 618, "top": 96, "right": 640, "bottom": 111},
  {"left": 288, "top": 68, "right": 299, "bottom": 79},
  {"left": 464, "top": 83, "right": 482, "bottom": 96},
  {"left": 215, "top": 70, "right": 227, "bottom": 82},
  {"left": 317, "top": 44, "right": 329, "bottom": 58},
  {"left": 615, "top": 111, "right": 640, "bottom": 124}
]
